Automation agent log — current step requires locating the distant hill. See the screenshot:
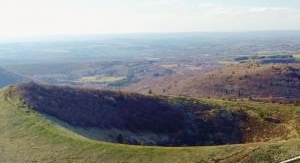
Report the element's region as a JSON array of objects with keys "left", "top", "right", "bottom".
[
  {"left": 0, "top": 83, "right": 299, "bottom": 162},
  {"left": 126, "top": 63, "right": 300, "bottom": 103},
  {"left": 0, "top": 67, "right": 25, "bottom": 88}
]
